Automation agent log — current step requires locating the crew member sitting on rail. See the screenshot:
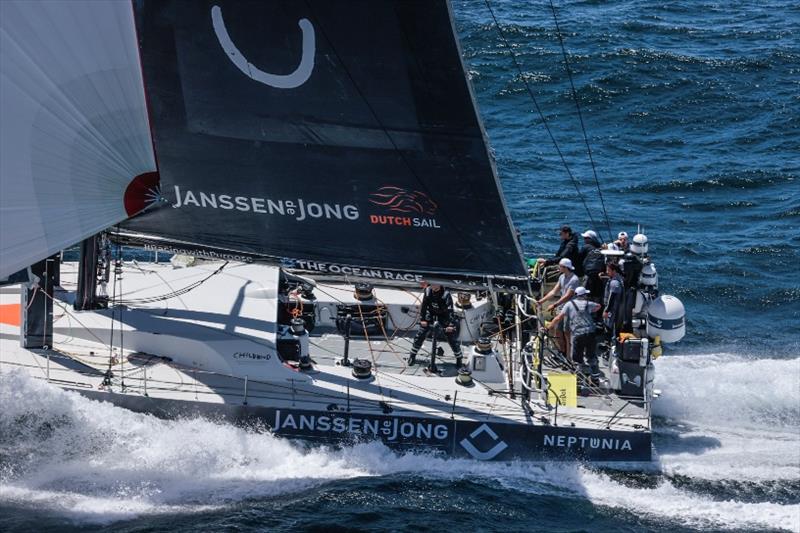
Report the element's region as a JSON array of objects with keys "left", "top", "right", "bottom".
[
  {"left": 548, "top": 286, "right": 603, "bottom": 381},
  {"left": 607, "top": 231, "right": 629, "bottom": 253},
  {"left": 603, "top": 262, "right": 625, "bottom": 342},
  {"left": 537, "top": 257, "right": 580, "bottom": 358},
  {"left": 408, "top": 284, "right": 463, "bottom": 367},
  {"left": 537, "top": 225, "right": 580, "bottom": 270}
]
